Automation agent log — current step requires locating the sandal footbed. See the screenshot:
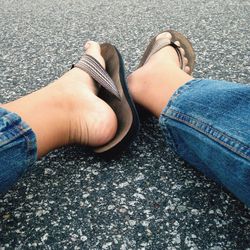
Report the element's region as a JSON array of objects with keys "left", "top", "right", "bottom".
[
  {"left": 94, "top": 43, "right": 140, "bottom": 156},
  {"left": 138, "top": 29, "right": 195, "bottom": 74}
]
